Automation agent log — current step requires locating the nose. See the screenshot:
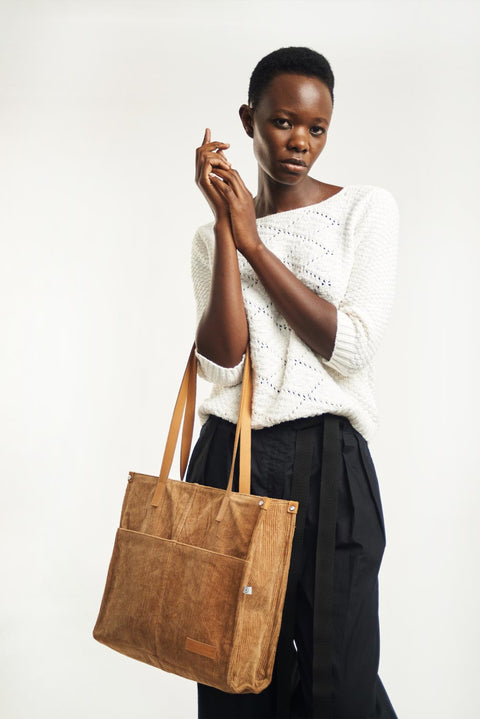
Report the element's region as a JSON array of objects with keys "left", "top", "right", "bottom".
[{"left": 287, "top": 127, "right": 309, "bottom": 153}]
